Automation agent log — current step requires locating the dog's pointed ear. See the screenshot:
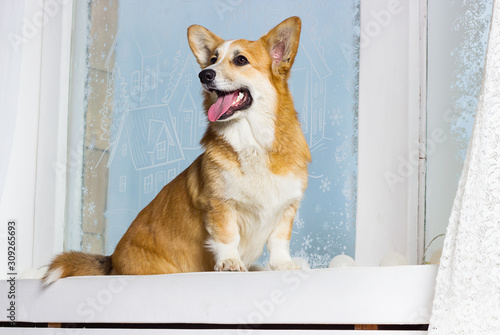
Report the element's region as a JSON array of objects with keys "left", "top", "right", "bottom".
[
  {"left": 187, "top": 25, "right": 224, "bottom": 68},
  {"left": 261, "top": 17, "right": 301, "bottom": 77}
]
